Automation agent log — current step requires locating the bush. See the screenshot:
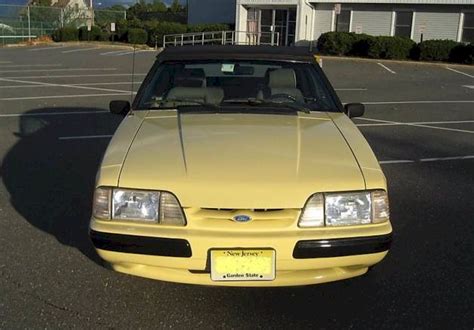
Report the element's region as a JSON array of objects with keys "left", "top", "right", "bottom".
[
  {"left": 449, "top": 43, "right": 474, "bottom": 64},
  {"left": 127, "top": 28, "right": 148, "bottom": 44},
  {"left": 78, "top": 26, "right": 103, "bottom": 41},
  {"left": 317, "top": 32, "right": 361, "bottom": 56},
  {"left": 365, "top": 36, "right": 415, "bottom": 60},
  {"left": 187, "top": 23, "right": 230, "bottom": 33},
  {"left": 52, "top": 26, "right": 78, "bottom": 42},
  {"left": 145, "top": 21, "right": 187, "bottom": 46},
  {"left": 419, "top": 39, "right": 459, "bottom": 61}
]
